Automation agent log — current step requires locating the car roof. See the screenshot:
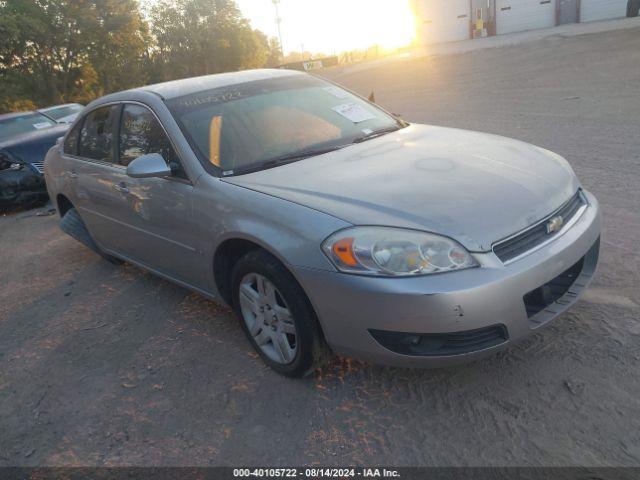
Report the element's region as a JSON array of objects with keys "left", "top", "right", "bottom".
[
  {"left": 135, "top": 69, "right": 303, "bottom": 100},
  {"left": 0, "top": 111, "right": 40, "bottom": 121},
  {"left": 38, "top": 103, "right": 83, "bottom": 112},
  {"left": 84, "top": 69, "right": 307, "bottom": 111}
]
